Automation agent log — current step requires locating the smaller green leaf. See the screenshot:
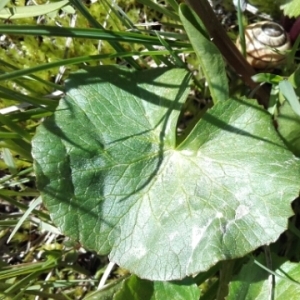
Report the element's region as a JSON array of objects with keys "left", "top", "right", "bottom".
[
  {"left": 113, "top": 275, "right": 201, "bottom": 300},
  {"left": 252, "top": 73, "right": 283, "bottom": 85},
  {"left": 0, "top": 0, "right": 10, "bottom": 12},
  {"left": 279, "top": 80, "right": 300, "bottom": 117},
  {"left": 280, "top": 0, "right": 300, "bottom": 18},
  {"left": 113, "top": 275, "right": 153, "bottom": 300},
  {"left": 153, "top": 279, "right": 201, "bottom": 300},
  {"left": 179, "top": 3, "right": 229, "bottom": 103},
  {"left": 61, "top": 5, "right": 75, "bottom": 14},
  {"left": 288, "top": 67, "right": 300, "bottom": 96},
  {"left": 277, "top": 100, "right": 300, "bottom": 156},
  {"left": 0, "top": 0, "right": 73, "bottom": 19},
  {"left": 228, "top": 254, "right": 300, "bottom": 300},
  {"left": 85, "top": 276, "right": 129, "bottom": 300}
]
